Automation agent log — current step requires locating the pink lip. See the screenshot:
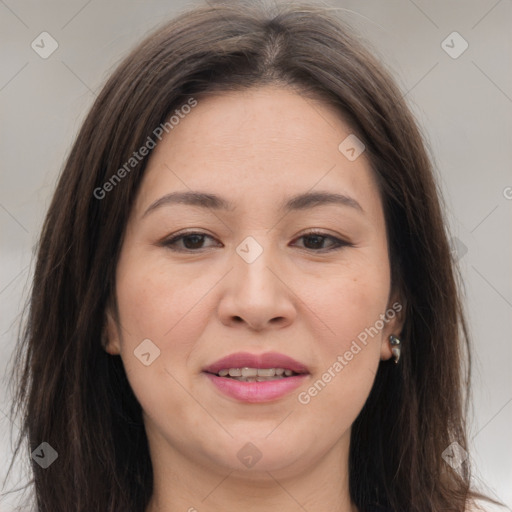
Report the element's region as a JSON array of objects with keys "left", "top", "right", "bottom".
[
  {"left": 204, "top": 373, "right": 309, "bottom": 403},
  {"left": 202, "top": 351, "right": 309, "bottom": 375},
  {"left": 202, "top": 351, "right": 310, "bottom": 403}
]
